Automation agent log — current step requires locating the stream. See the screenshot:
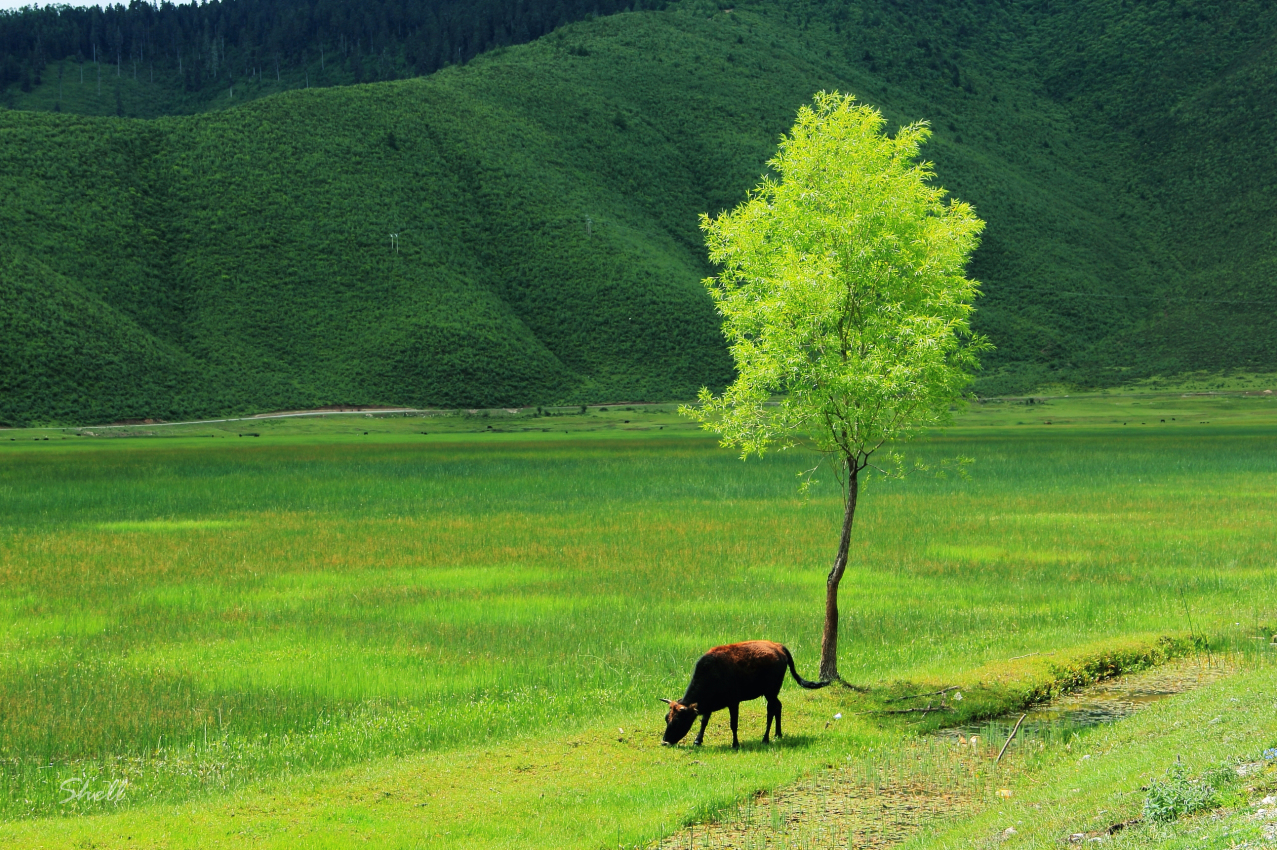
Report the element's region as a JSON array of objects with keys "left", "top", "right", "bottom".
[{"left": 942, "top": 655, "right": 1232, "bottom": 751}]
